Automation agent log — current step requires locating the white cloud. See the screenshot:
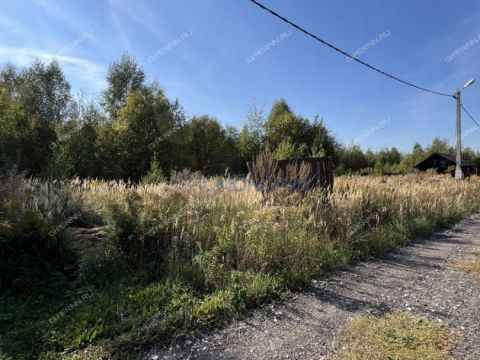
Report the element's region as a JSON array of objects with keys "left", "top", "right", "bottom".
[
  {"left": 0, "top": 46, "right": 106, "bottom": 94},
  {"left": 107, "top": 0, "right": 166, "bottom": 41},
  {"left": 107, "top": 2, "right": 131, "bottom": 51}
]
